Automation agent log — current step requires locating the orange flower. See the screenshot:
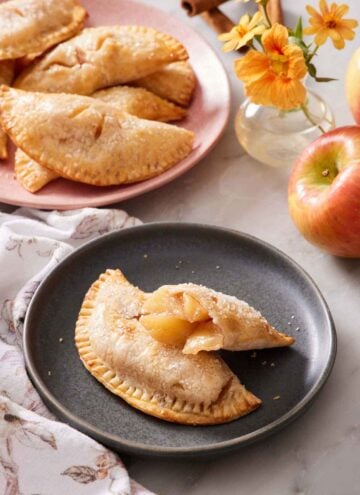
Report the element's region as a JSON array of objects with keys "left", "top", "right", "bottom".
[
  {"left": 234, "top": 24, "right": 308, "bottom": 110},
  {"left": 304, "top": 0, "right": 358, "bottom": 49}
]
